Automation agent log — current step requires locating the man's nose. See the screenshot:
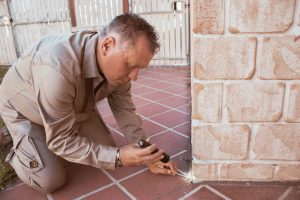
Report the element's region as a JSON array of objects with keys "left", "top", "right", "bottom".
[{"left": 129, "top": 68, "right": 139, "bottom": 81}]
